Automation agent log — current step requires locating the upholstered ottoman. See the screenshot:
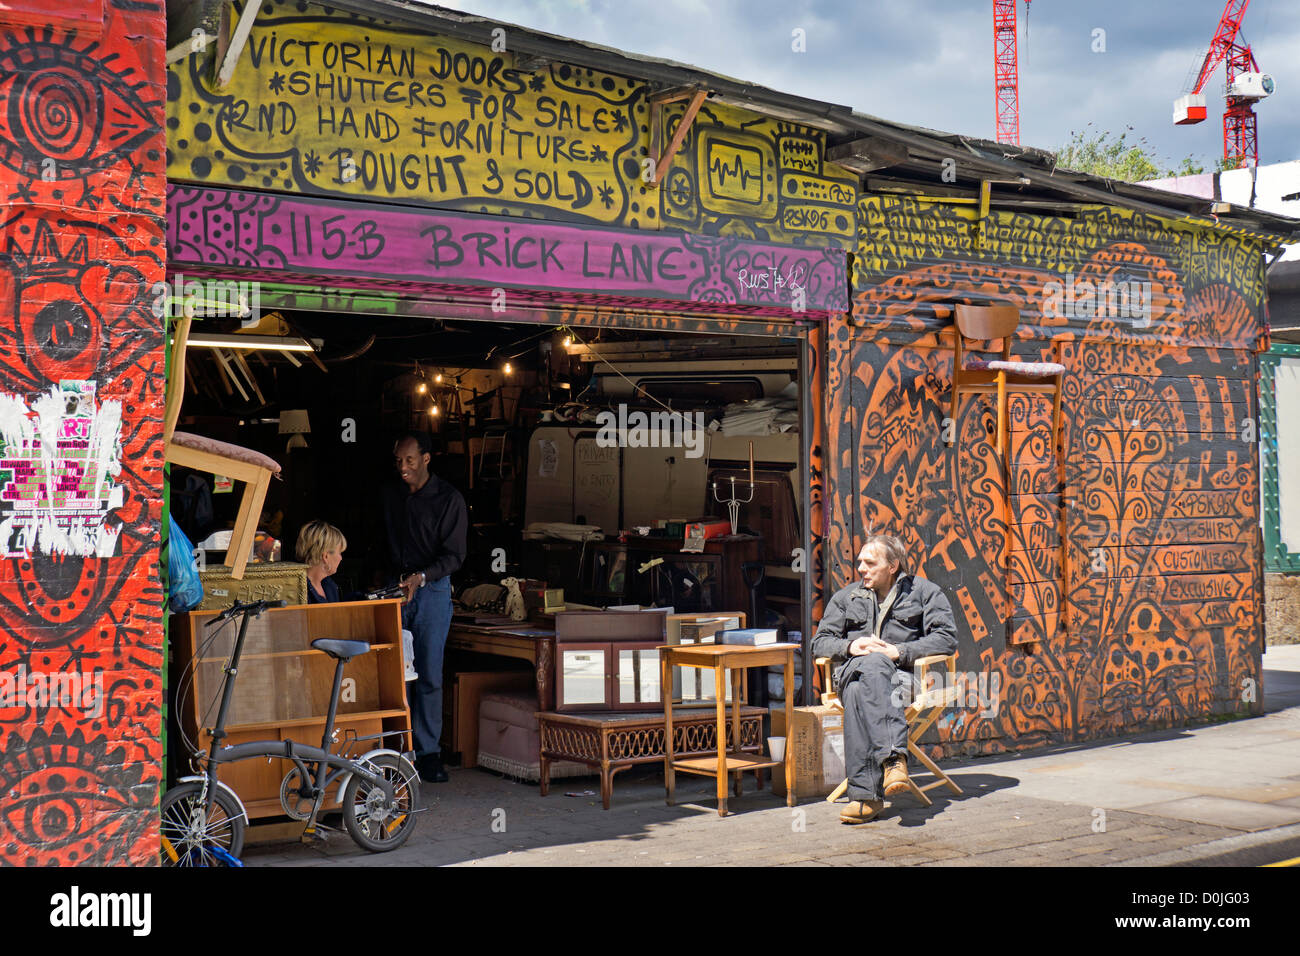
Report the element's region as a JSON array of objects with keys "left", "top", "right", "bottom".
[{"left": 476, "top": 691, "right": 590, "bottom": 783}]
